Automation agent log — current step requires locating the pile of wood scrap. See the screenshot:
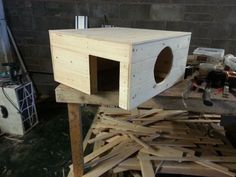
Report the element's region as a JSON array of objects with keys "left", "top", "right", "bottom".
[{"left": 75, "top": 107, "right": 236, "bottom": 177}]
